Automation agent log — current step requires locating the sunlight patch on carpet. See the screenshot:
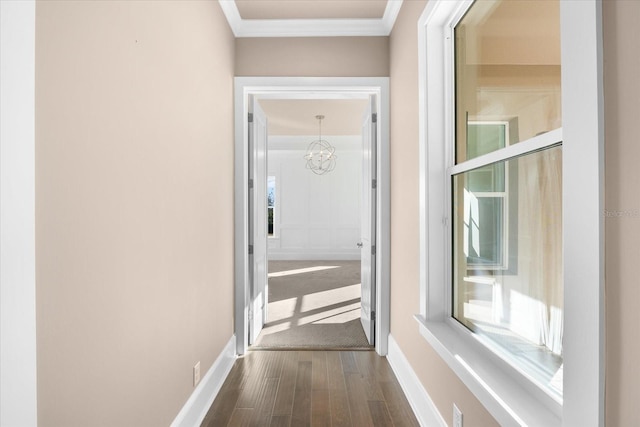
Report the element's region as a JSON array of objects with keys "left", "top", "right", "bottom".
[
  {"left": 301, "top": 284, "right": 361, "bottom": 313},
  {"left": 268, "top": 297, "right": 299, "bottom": 322},
  {"left": 268, "top": 265, "right": 340, "bottom": 278},
  {"left": 308, "top": 306, "right": 360, "bottom": 324},
  {"left": 298, "top": 302, "right": 361, "bottom": 325}
]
